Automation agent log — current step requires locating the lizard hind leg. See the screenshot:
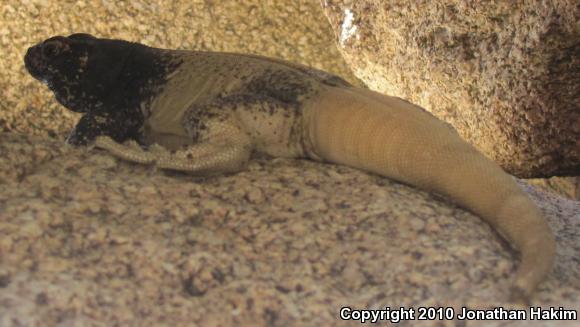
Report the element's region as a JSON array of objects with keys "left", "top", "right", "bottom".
[
  {"left": 154, "top": 141, "right": 252, "bottom": 175},
  {"left": 94, "top": 136, "right": 157, "bottom": 164},
  {"left": 95, "top": 134, "right": 253, "bottom": 176}
]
